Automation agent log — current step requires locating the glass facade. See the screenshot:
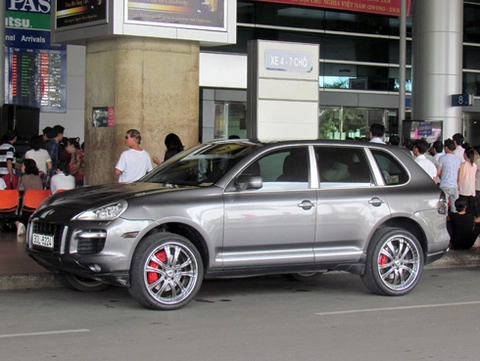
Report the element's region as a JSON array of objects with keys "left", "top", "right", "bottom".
[
  {"left": 210, "top": 1, "right": 413, "bottom": 93},
  {"left": 201, "top": 1, "right": 480, "bottom": 141}
]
